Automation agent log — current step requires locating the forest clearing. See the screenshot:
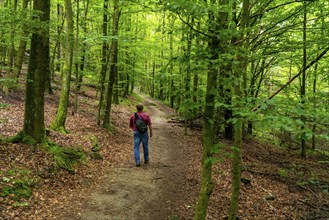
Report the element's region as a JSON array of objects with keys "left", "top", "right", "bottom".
[{"left": 1, "top": 0, "right": 329, "bottom": 219}]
